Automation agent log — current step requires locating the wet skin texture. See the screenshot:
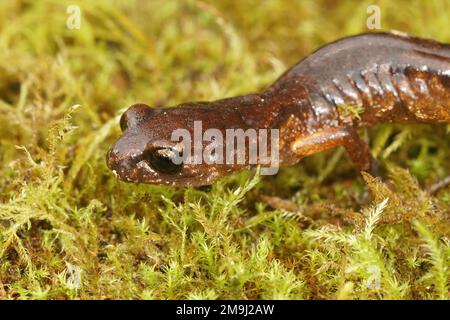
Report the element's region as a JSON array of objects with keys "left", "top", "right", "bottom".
[{"left": 107, "top": 32, "right": 450, "bottom": 186}]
